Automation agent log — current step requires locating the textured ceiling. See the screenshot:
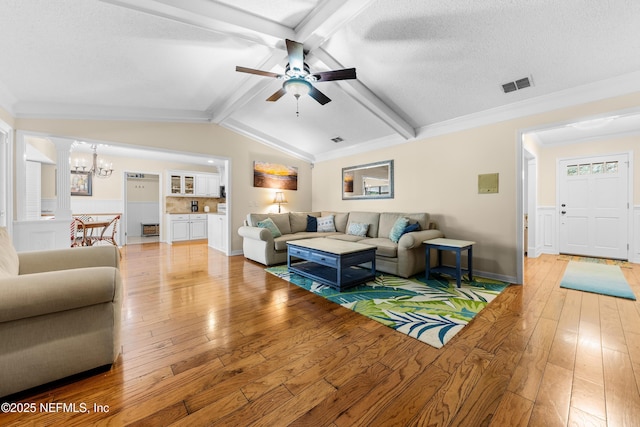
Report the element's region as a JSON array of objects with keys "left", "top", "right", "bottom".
[{"left": 1, "top": 0, "right": 639, "bottom": 162}]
